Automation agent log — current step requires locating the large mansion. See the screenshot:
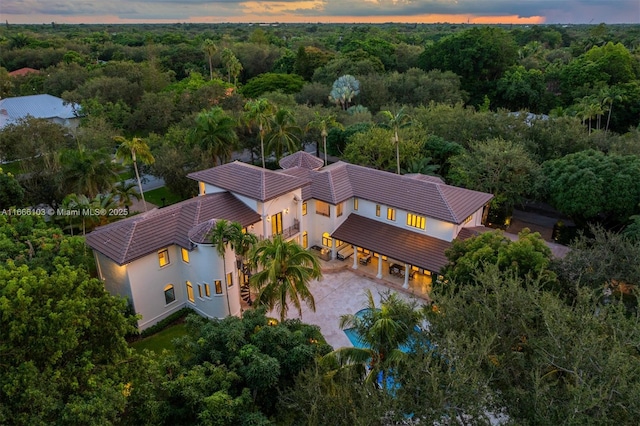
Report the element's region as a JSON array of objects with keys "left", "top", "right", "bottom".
[{"left": 86, "top": 152, "right": 493, "bottom": 330}]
